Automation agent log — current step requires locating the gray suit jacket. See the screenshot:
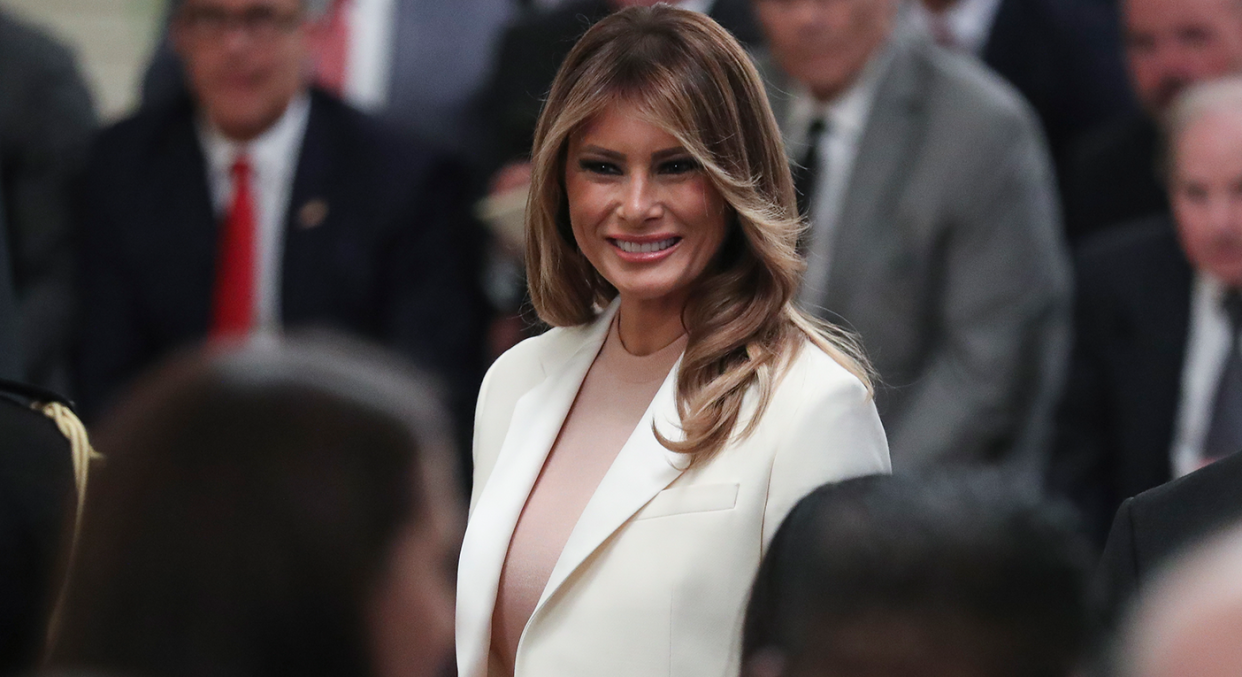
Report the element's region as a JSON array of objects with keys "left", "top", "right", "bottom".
[{"left": 761, "top": 25, "right": 1071, "bottom": 473}]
